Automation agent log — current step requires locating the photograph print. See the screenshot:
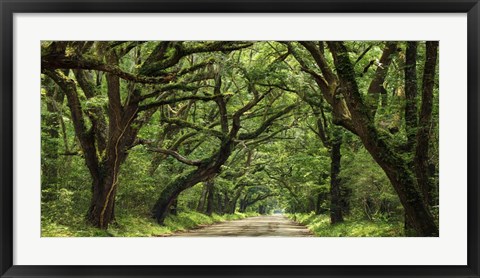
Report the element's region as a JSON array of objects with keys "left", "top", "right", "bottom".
[{"left": 40, "top": 41, "right": 439, "bottom": 237}]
